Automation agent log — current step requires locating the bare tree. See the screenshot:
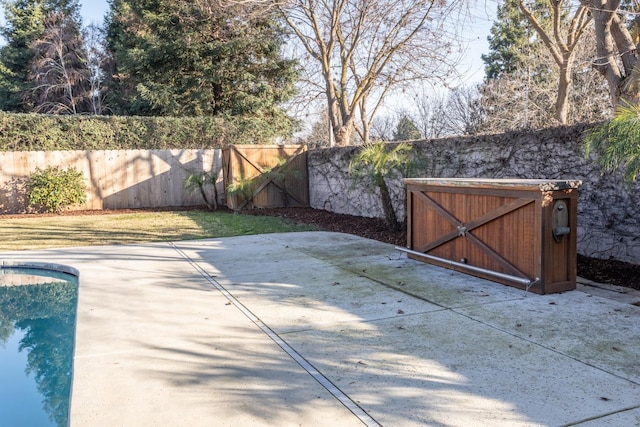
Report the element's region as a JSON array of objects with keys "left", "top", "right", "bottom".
[
  {"left": 276, "top": 0, "right": 466, "bottom": 146},
  {"left": 440, "top": 86, "right": 485, "bottom": 135},
  {"left": 518, "top": 0, "right": 592, "bottom": 124},
  {"left": 405, "top": 86, "right": 484, "bottom": 138},
  {"left": 370, "top": 115, "right": 397, "bottom": 141},
  {"left": 478, "top": 20, "right": 610, "bottom": 134},
  {"left": 26, "top": 11, "right": 90, "bottom": 114},
  {"left": 479, "top": 40, "right": 561, "bottom": 132},
  {"left": 411, "top": 90, "right": 453, "bottom": 138},
  {"left": 568, "top": 26, "right": 613, "bottom": 122},
  {"left": 83, "top": 23, "right": 109, "bottom": 115},
  {"left": 581, "top": 0, "right": 640, "bottom": 106},
  {"left": 300, "top": 109, "right": 332, "bottom": 149}
]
